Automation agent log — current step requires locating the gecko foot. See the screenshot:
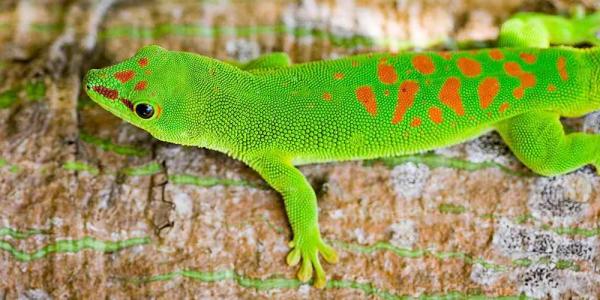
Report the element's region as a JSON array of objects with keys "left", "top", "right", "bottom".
[{"left": 286, "top": 228, "right": 338, "bottom": 288}]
